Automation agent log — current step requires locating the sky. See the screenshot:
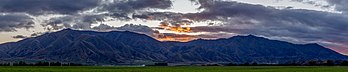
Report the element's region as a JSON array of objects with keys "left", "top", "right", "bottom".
[{"left": 0, "top": 0, "right": 347, "bottom": 54}]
